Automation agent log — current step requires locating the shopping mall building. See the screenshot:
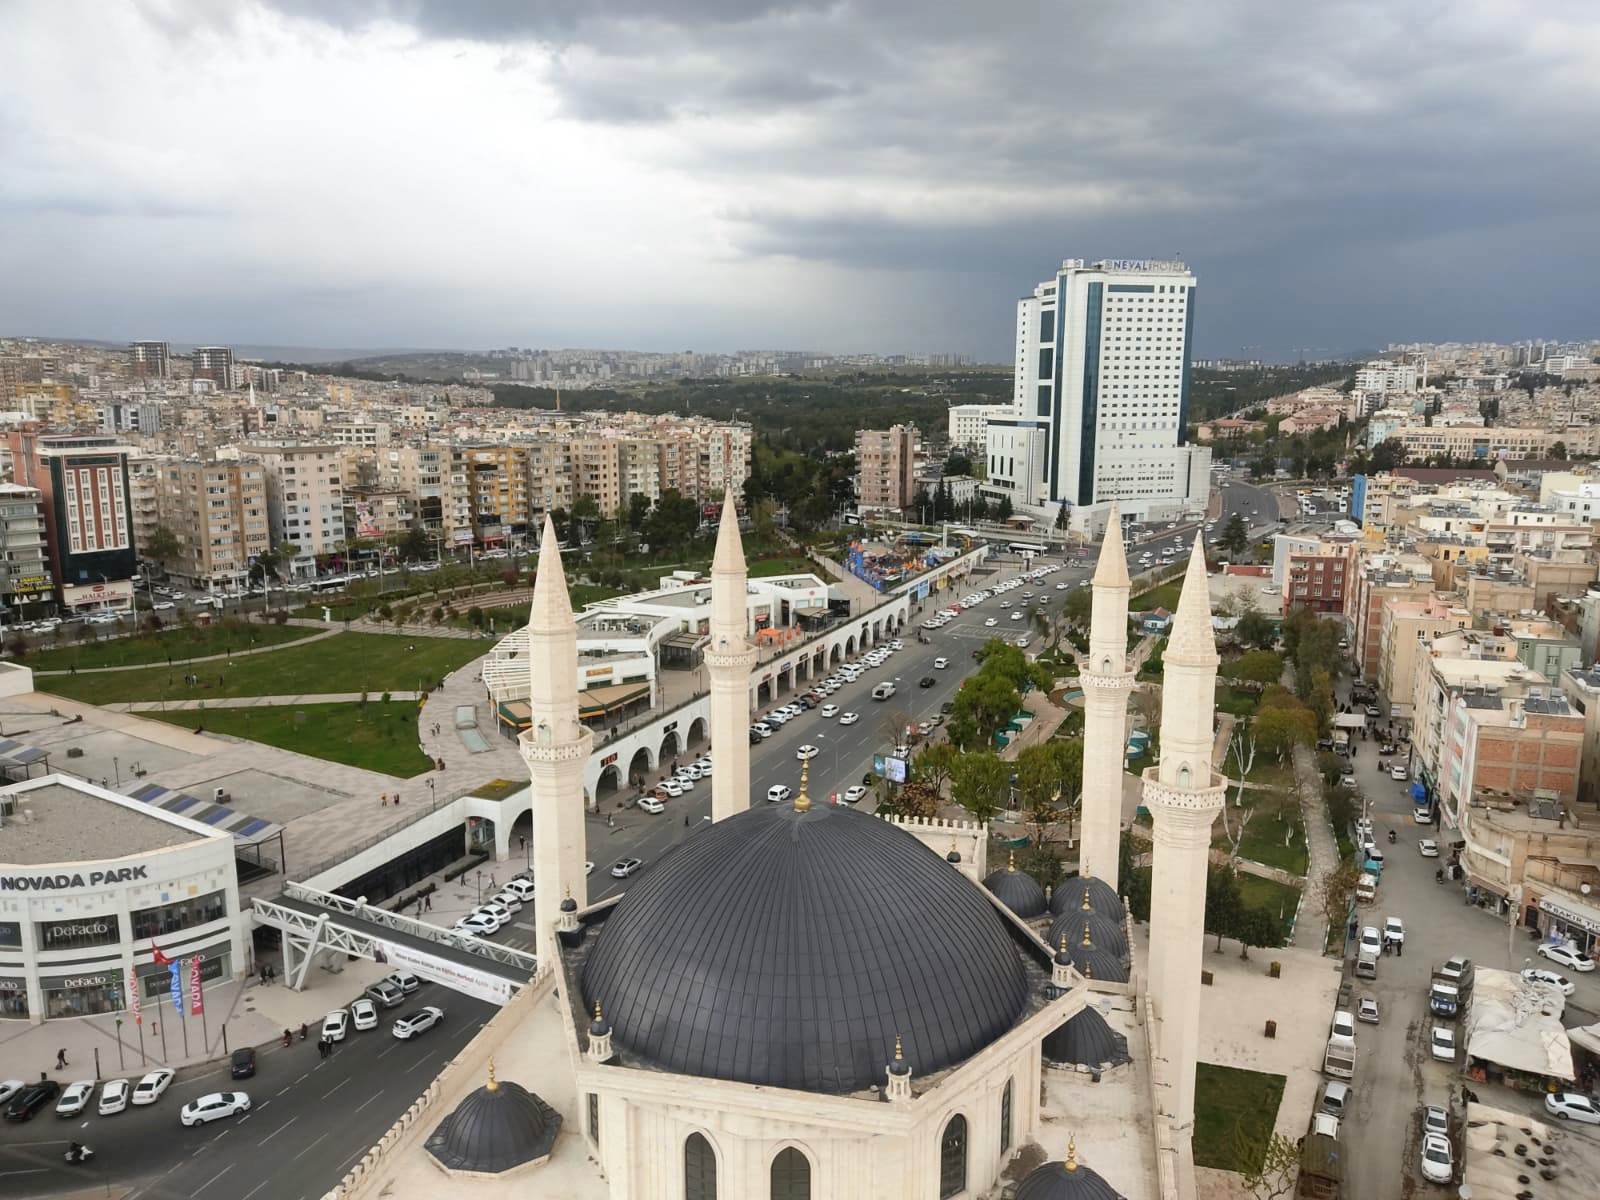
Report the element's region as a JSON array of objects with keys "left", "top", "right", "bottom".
[{"left": 0, "top": 775, "right": 248, "bottom": 1023}]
